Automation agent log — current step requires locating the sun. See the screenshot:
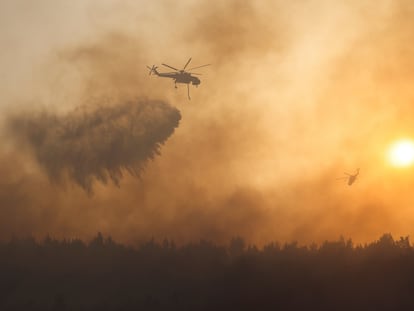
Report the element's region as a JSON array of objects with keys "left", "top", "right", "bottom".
[{"left": 388, "top": 139, "right": 414, "bottom": 167}]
